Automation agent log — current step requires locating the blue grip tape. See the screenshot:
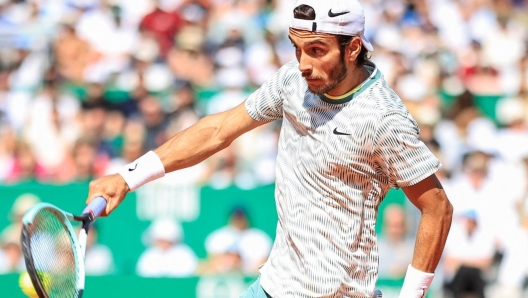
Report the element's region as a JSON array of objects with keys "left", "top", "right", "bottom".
[{"left": 83, "top": 196, "right": 107, "bottom": 219}]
